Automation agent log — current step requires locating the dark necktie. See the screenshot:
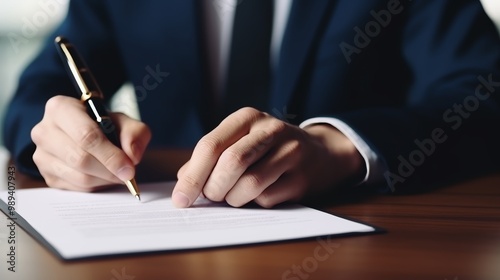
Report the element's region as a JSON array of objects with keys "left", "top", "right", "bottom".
[{"left": 219, "top": 0, "right": 274, "bottom": 120}]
